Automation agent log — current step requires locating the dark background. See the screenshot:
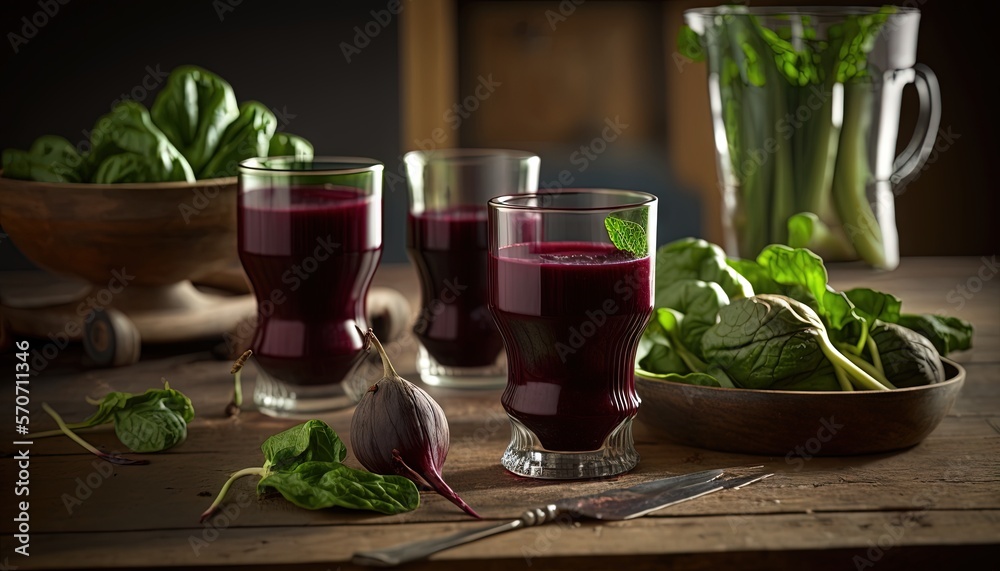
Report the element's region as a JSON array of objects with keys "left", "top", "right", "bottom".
[{"left": 1, "top": 0, "right": 995, "bottom": 273}]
